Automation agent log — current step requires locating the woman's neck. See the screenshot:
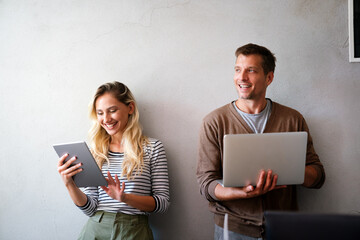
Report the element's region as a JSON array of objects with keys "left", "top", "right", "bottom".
[{"left": 109, "top": 135, "right": 124, "bottom": 153}]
